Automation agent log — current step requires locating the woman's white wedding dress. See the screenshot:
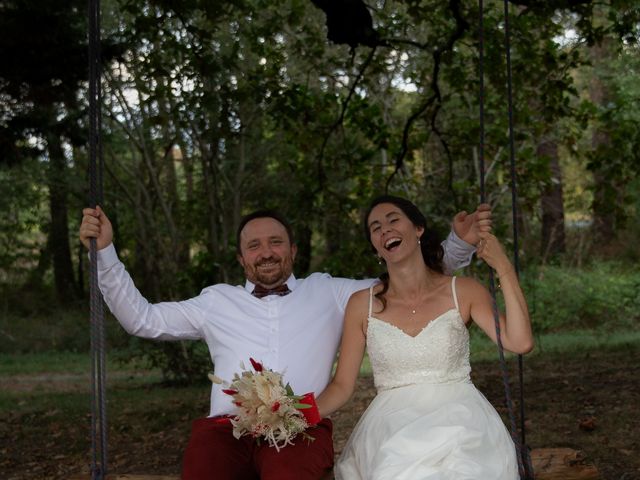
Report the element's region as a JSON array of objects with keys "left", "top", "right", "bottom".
[{"left": 336, "top": 277, "right": 518, "bottom": 480}]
